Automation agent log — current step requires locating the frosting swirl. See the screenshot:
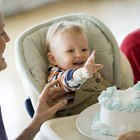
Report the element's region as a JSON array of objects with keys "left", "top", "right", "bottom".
[{"left": 98, "top": 81, "right": 140, "bottom": 112}]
